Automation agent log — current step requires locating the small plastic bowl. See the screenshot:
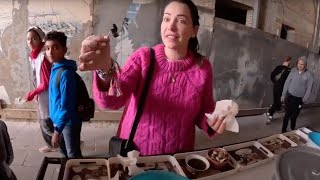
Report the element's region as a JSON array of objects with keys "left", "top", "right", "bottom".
[
  {"left": 207, "top": 148, "right": 229, "bottom": 170},
  {"left": 185, "top": 154, "right": 210, "bottom": 174}
]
